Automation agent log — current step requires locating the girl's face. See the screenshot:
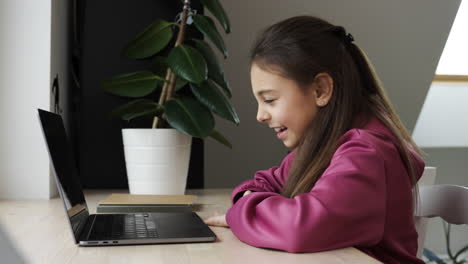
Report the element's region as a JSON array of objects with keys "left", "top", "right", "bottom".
[{"left": 251, "top": 64, "right": 325, "bottom": 149}]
